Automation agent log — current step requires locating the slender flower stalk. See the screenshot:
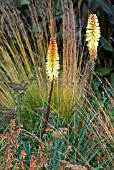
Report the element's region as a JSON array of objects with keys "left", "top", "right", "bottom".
[
  {"left": 86, "top": 14, "right": 100, "bottom": 71},
  {"left": 43, "top": 38, "right": 60, "bottom": 134}
]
